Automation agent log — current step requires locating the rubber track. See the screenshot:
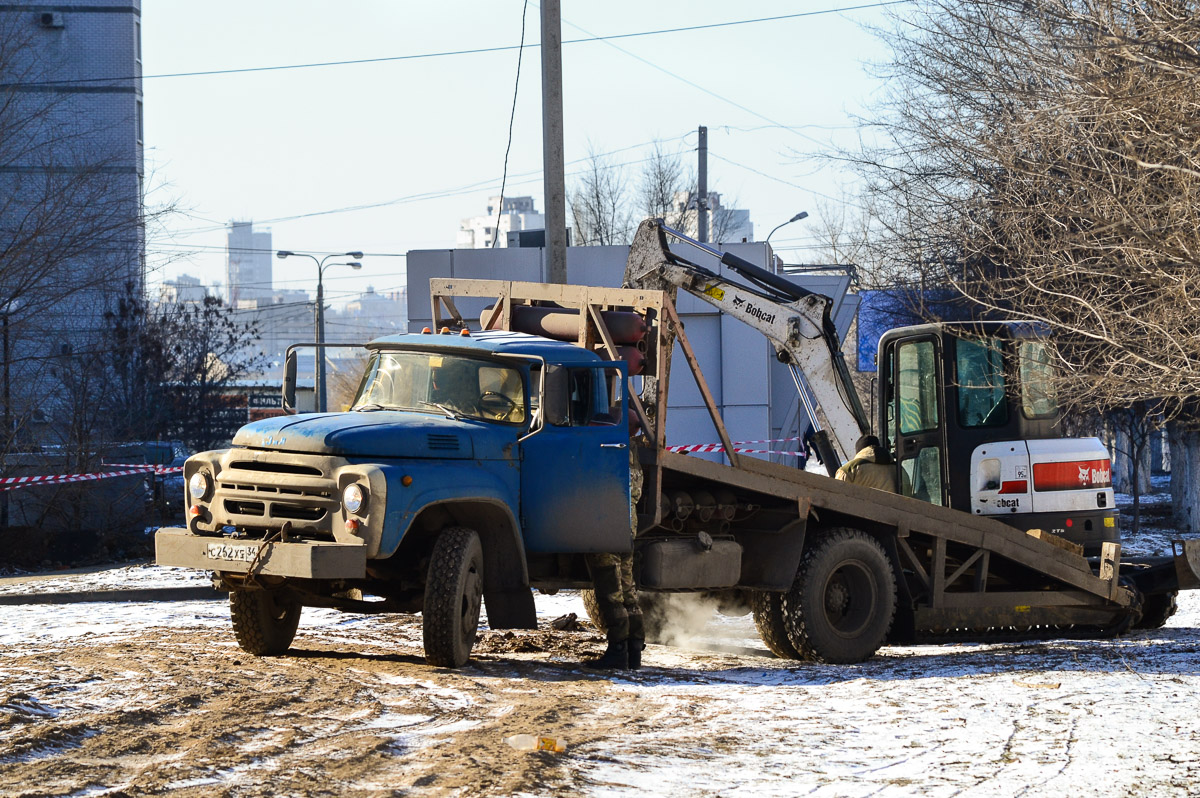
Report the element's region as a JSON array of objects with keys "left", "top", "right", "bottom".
[{"left": 423, "top": 526, "right": 481, "bottom": 668}]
